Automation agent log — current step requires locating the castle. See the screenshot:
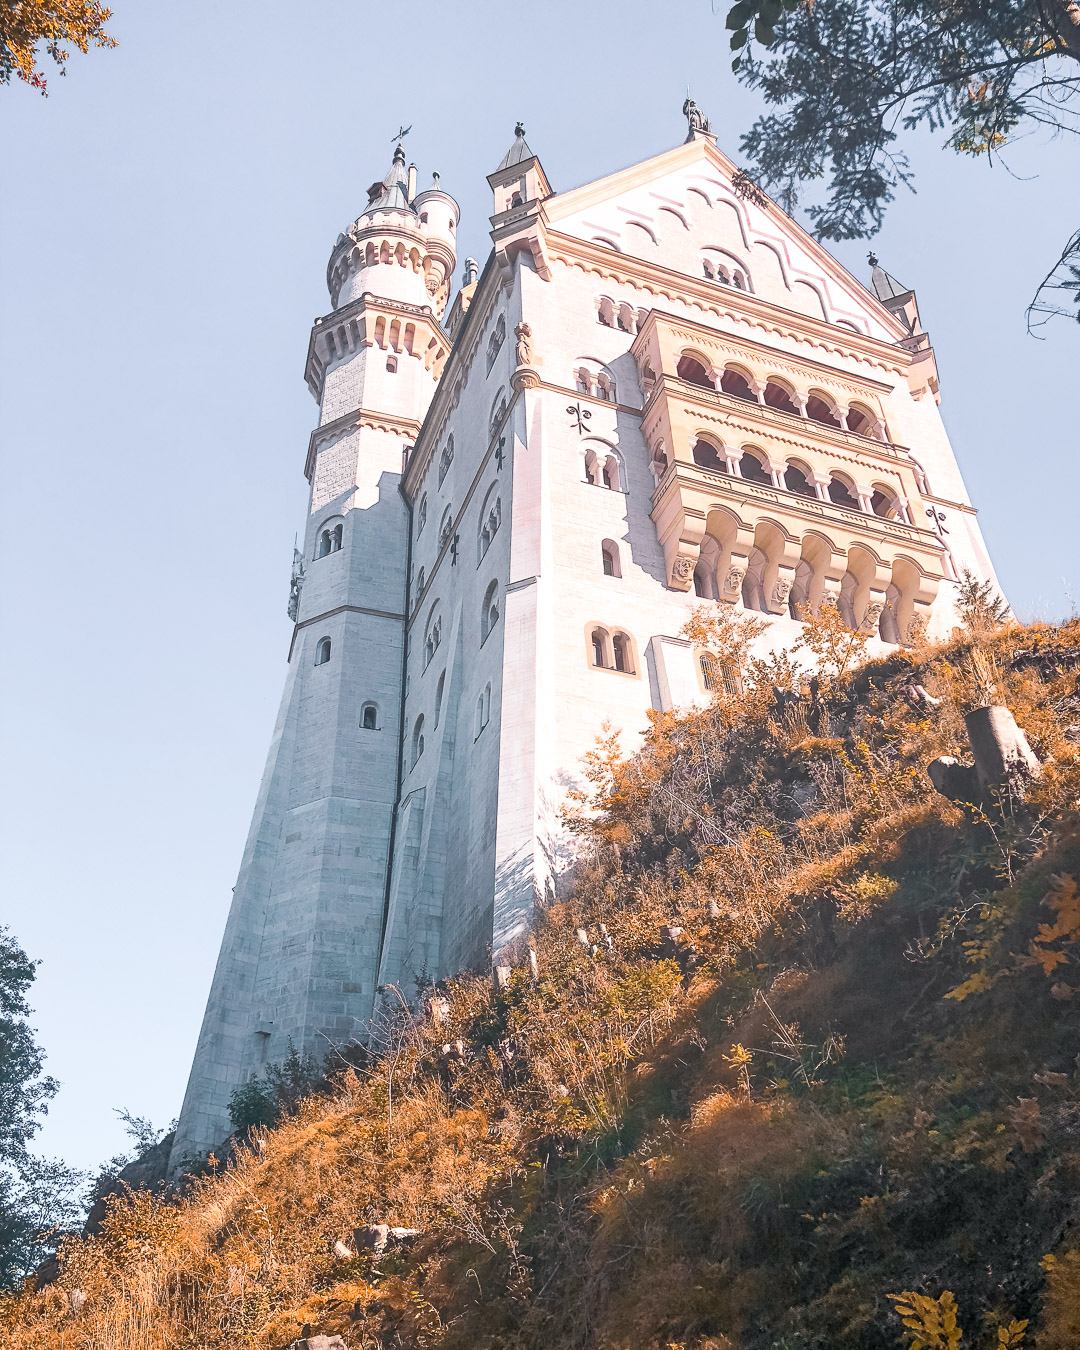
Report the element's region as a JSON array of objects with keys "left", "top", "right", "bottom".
[{"left": 169, "top": 107, "right": 1001, "bottom": 1168}]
